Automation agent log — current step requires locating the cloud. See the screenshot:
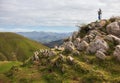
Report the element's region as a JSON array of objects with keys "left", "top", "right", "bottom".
[{"left": 0, "top": 0, "right": 120, "bottom": 32}]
